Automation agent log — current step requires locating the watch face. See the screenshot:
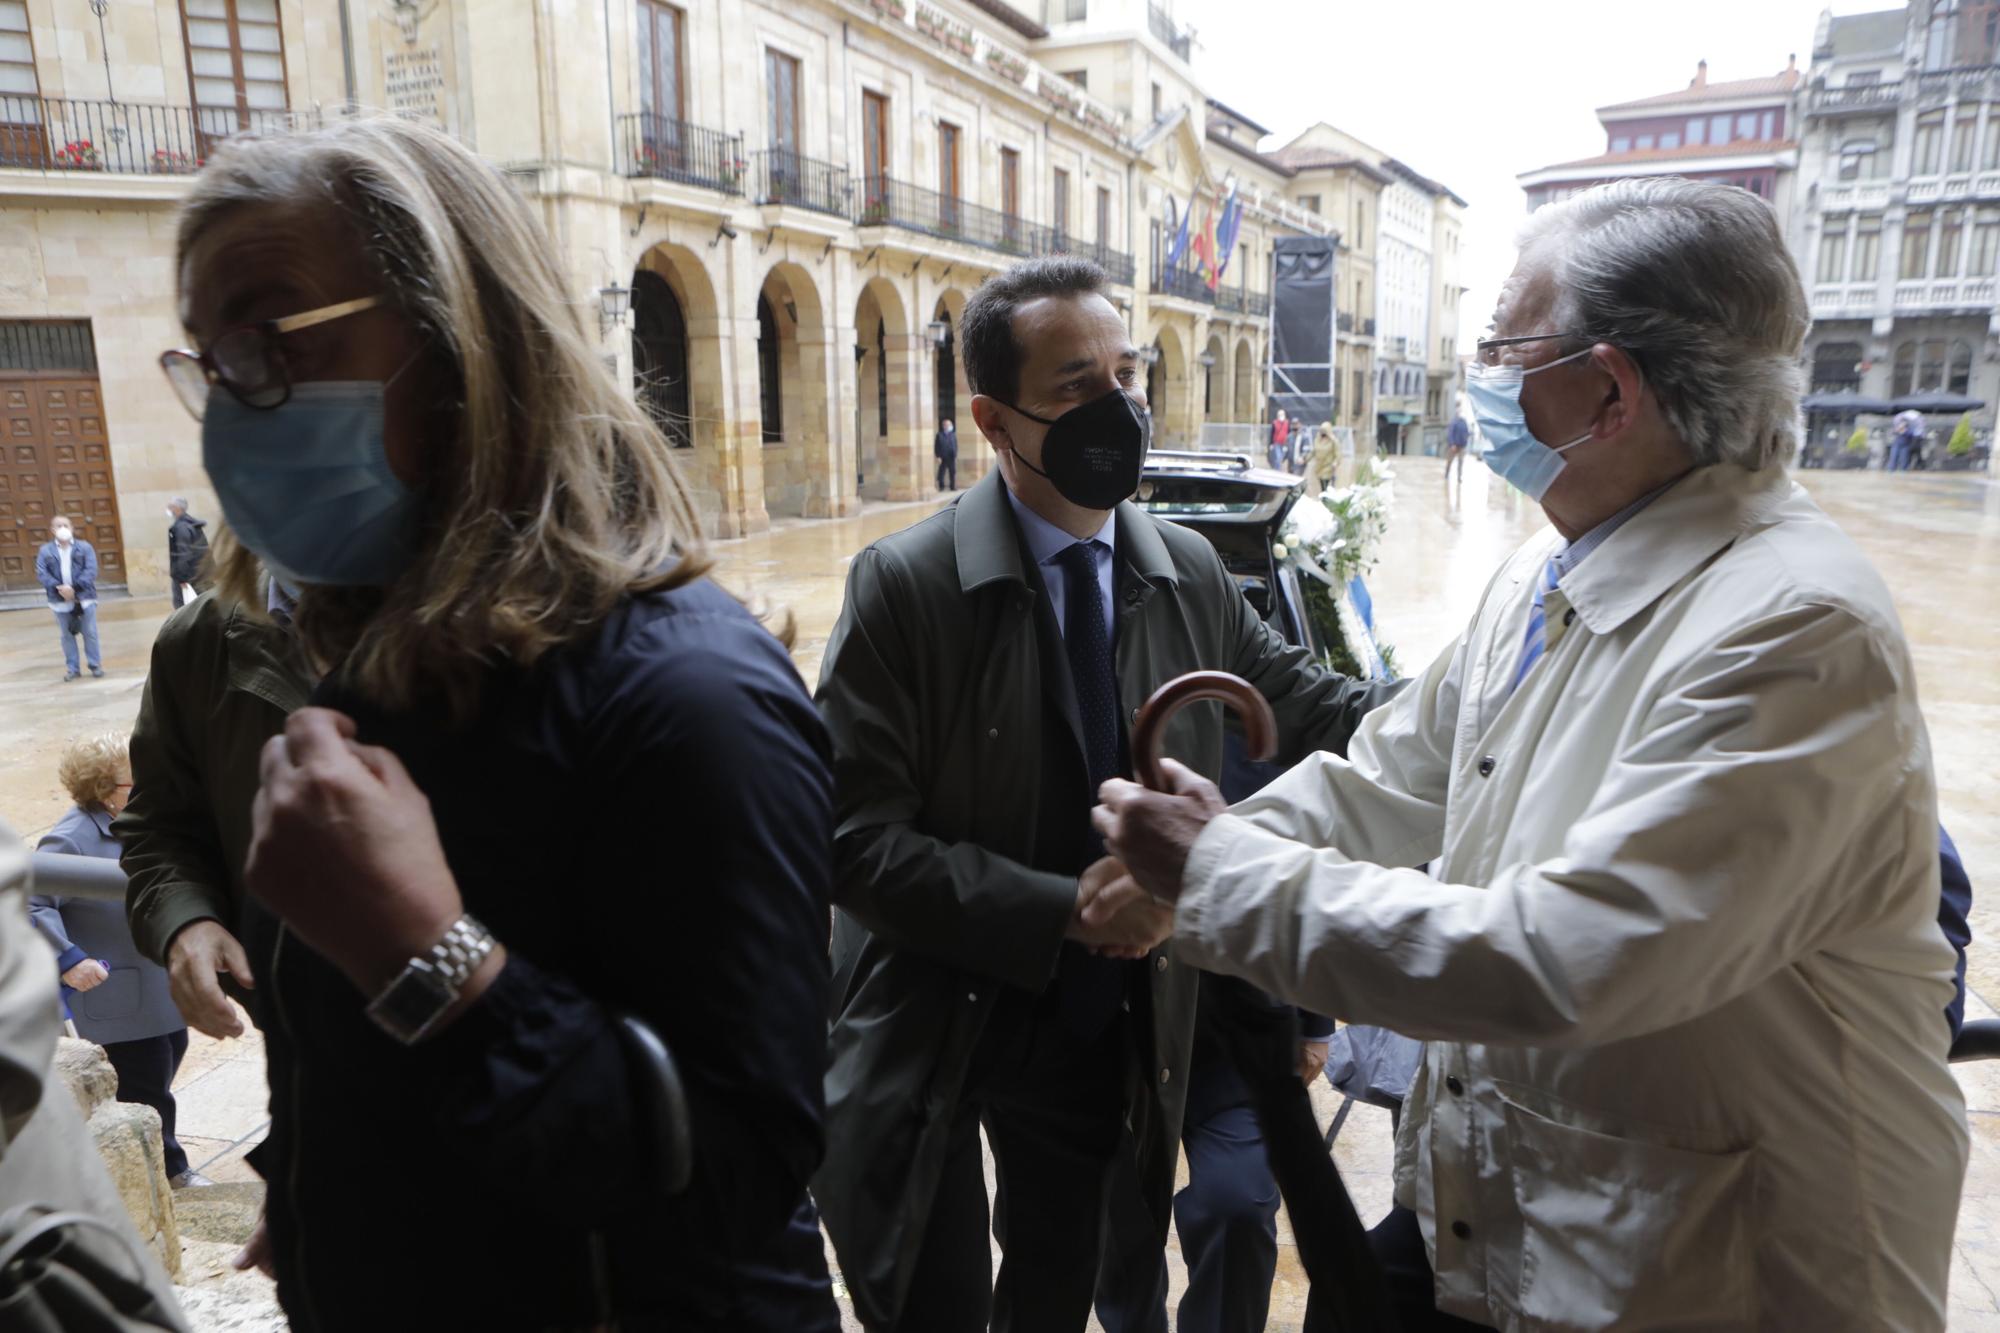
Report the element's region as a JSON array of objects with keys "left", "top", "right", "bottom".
[{"left": 368, "top": 961, "right": 455, "bottom": 1041}]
